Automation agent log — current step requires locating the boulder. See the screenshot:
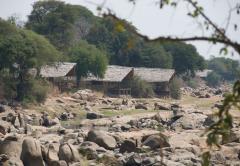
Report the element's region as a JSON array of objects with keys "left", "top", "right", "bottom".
[
  {"left": 60, "top": 112, "right": 75, "bottom": 121},
  {"left": 0, "top": 156, "right": 23, "bottom": 166},
  {"left": 45, "top": 143, "right": 59, "bottom": 164},
  {"left": 86, "top": 130, "right": 116, "bottom": 150},
  {"left": 142, "top": 134, "right": 170, "bottom": 150},
  {"left": 72, "top": 89, "right": 96, "bottom": 101},
  {"left": 0, "top": 104, "right": 6, "bottom": 113},
  {"left": 0, "top": 121, "right": 11, "bottom": 135},
  {"left": 0, "top": 154, "right": 9, "bottom": 163},
  {"left": 125, "top": 154, "right": 142, "bottom": 166},
  {"left": 86, "top": 112, "right": 104, "bottom": 119},
  {"left": 20, "top": 137, "right": 45, "bottom": 166},
  {"left": 119, "top": 139, "right": 137, "bottom": 153},
  {"left": 0, "top": 134, "right": 22, "bottom": 160},
  {"left": 78, "top": 141, "right": 99, "bottom": 160},
  {"left": 203, "top": 114, "right": 218, "bottom": 127},
  {"left": 5, "top": 112, "right": 16, "bottom": 124},
  {"left": 135, "top": 103, "right": 148, "bottom": 110},
  {"left": 48, "top": 160, "right": 68, "bottom": 166},
  {"left": 58, "top": 143, "right": 81, "bottom": 164},
  {"left": 222, "top": 129, "right": 240, "bottom": 144},
  {"left": 154, "top": 103, "right": 170, "bottom": 110},
  {"left": 171, "top": 113, "right": 207, "bottom": 130}
]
